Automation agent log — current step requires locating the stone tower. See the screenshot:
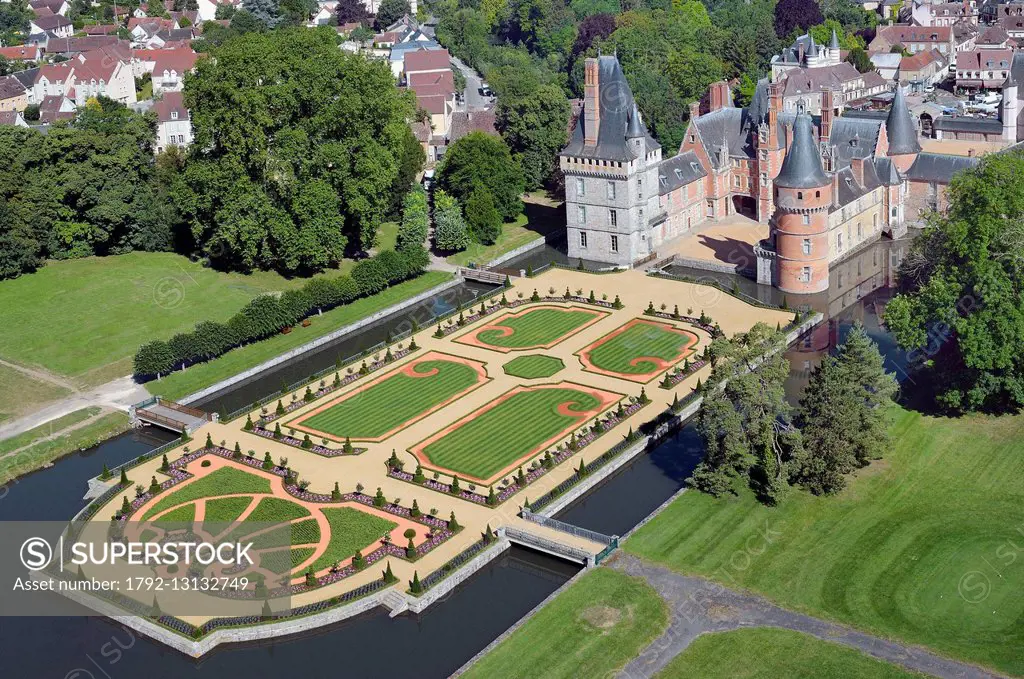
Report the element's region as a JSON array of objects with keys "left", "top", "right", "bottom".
[
  {"left": 885, "top": 86, "right": 921, "bottom": 173},
  {"left": 559, "top": 55, "right": 662, "bottom": 266},
  {"left": 772, "top": 114, "right": 832, "bottom": 294}
]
